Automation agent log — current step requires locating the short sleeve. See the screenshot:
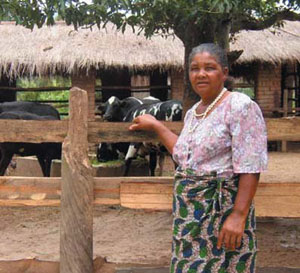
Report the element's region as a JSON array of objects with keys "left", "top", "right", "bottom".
[{"left": 230, "top": 93, "right": 268, "bottom": 173}]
